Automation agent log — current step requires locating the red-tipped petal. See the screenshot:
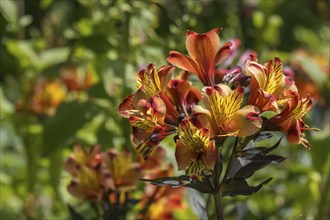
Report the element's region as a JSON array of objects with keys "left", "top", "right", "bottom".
[
  {"left": 167, "top": 51, "right": 200, "bottom": 75},
  {"left": 229, "top": 105, "right": 262, "bottom": 137},
  {"left": 118, "top": 93, "right": 134, "bottom": 118},
  {"left": 215, "top": 41, "right": 233, "bottom": 66},
  {"left": 185, "top": 28, "right": 221, "bottom": 82}
]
